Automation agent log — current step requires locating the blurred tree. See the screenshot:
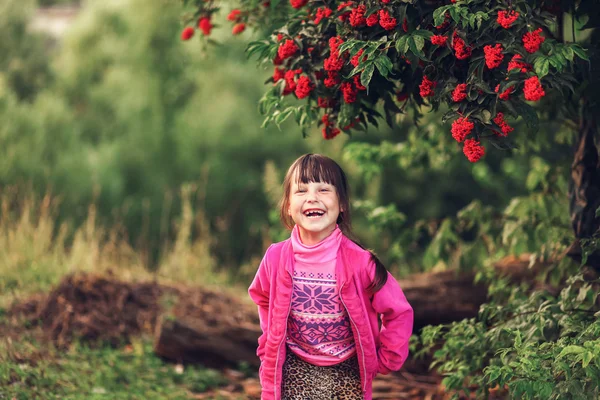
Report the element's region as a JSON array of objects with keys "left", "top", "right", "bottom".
[
  {"left": 0, "top": 0, "right": 53, "bottom": 101},
  {"left": 0, "top": 0, "right": 309, "bottom": 270},
  {"left": 51, "top": 0, "right": 314, "bottom": 268}
]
